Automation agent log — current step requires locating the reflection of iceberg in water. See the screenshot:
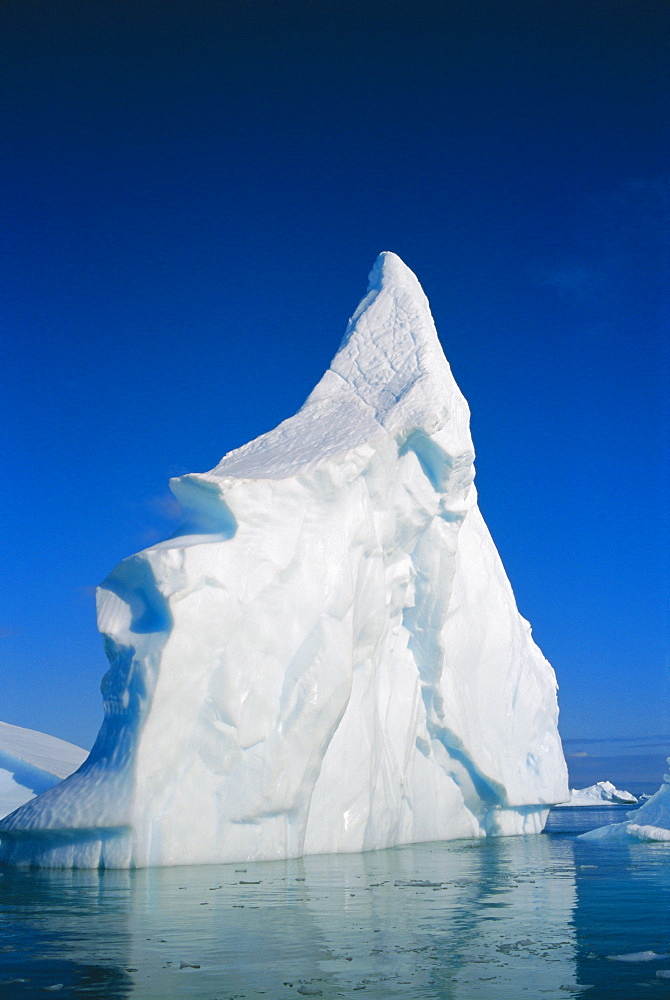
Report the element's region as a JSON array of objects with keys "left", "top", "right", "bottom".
[
  {"left": 315, "top": 840, "right": 579, "bottom": 999},
  {"left": 448, "top": 837, "right": 579, "bottom": 998},
  {"left": 119, "top": 839, "right": 581, "bottom": 998},
  {"left": 0, "top": 839, "right": 580, "bottom": 998},
  {"left": 293, "top": 837, "right": 580, "bottom": 999}
]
